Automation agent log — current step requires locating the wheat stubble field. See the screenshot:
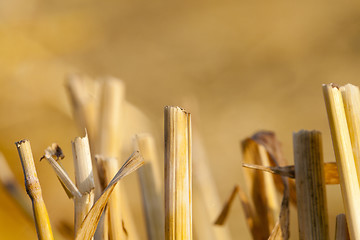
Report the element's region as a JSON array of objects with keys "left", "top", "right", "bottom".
[{"left": 1, "top": 1, "right": 360, "bottom": 239}]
